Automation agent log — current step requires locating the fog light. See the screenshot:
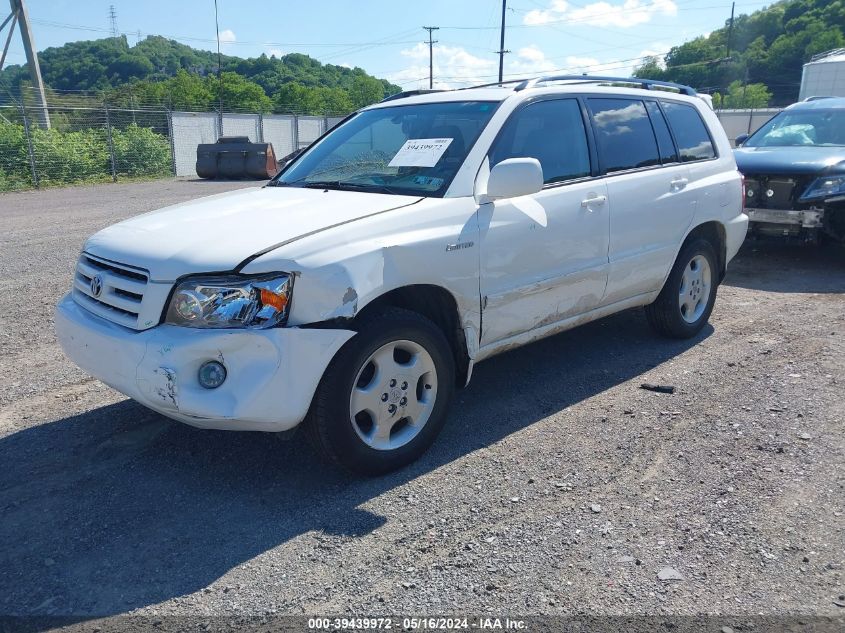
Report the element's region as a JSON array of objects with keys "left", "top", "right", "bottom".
[{"left": 198, "top": 360, "right": 227, "bottom": 389}]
